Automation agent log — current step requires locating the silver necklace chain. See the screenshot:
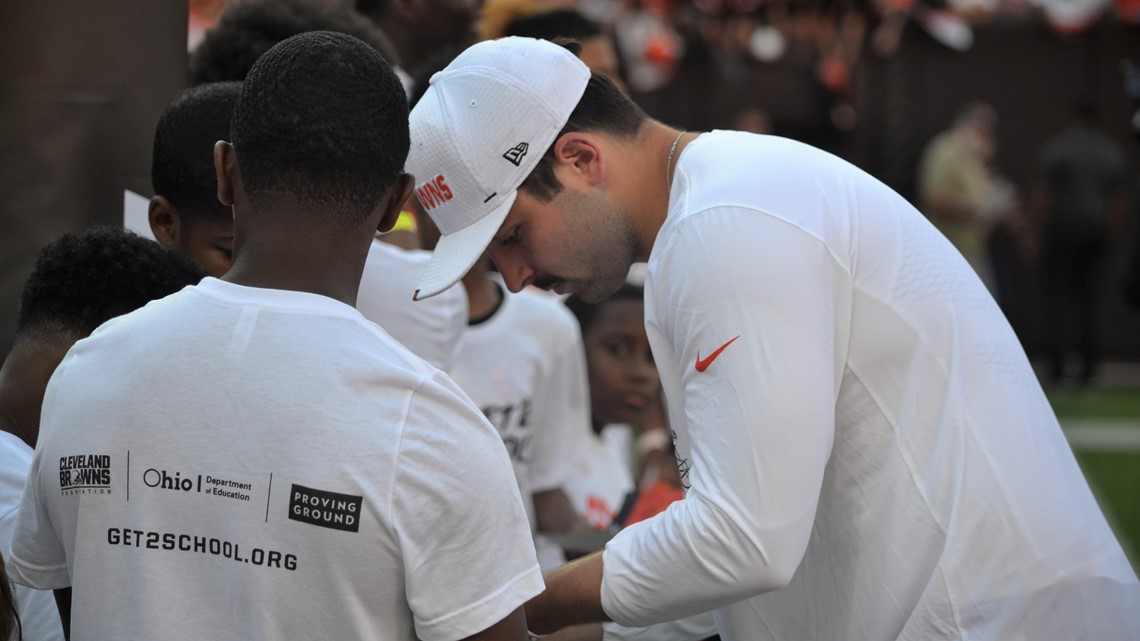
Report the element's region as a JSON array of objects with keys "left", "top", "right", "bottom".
[{"left": 666, "top": 130, "right": 686, "bottom": 190}]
